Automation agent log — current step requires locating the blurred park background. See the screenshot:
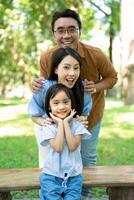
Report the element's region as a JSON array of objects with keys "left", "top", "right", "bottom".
[{"left": 0, "top": 0, "right": 134, "bottom": 199}]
